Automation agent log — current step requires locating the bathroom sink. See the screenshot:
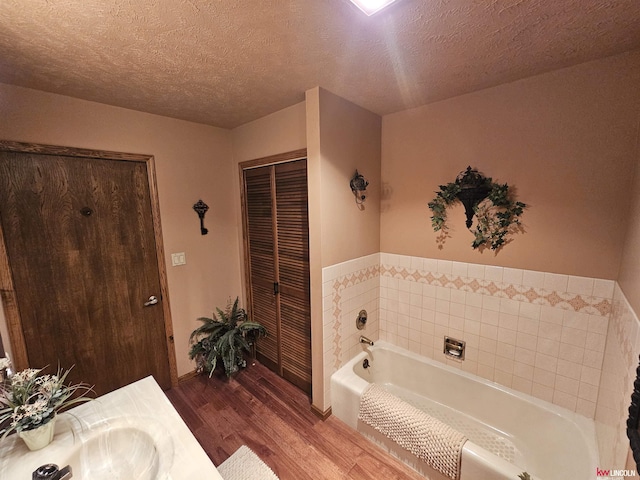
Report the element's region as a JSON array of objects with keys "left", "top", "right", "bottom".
[
  {"left": 0, "top": 377, "right": 219, "bottom": 480},
  {"left": 62, "top": 417, "right": 174, "bottom": 480}
]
